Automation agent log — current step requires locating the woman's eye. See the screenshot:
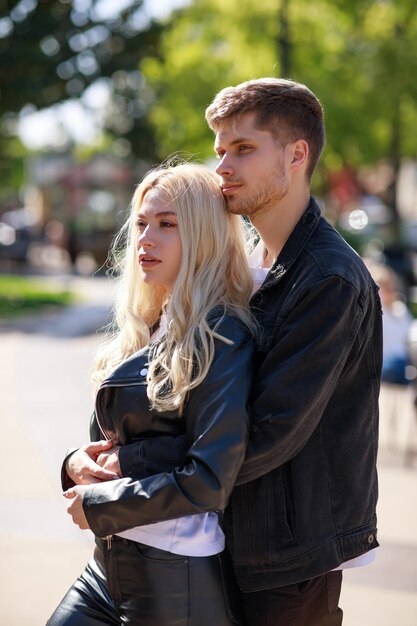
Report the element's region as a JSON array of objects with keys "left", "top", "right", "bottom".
[
  {"left": 160, "top": 221, "right": 176, "bottom": 228},
  {"left": 136, "top": 220, "right": 146, "bottom": 230}
]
